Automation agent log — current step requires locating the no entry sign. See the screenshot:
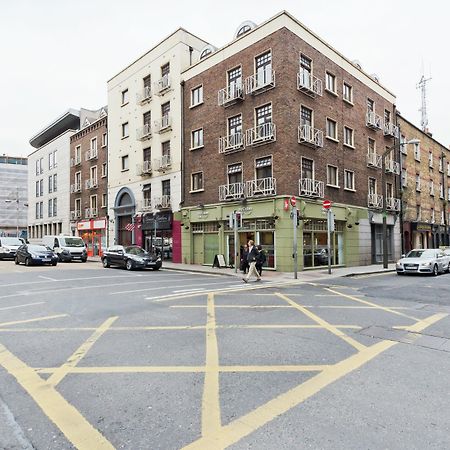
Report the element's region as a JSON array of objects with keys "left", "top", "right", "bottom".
[
  {"left": 323, "top": 199, "right": 332, "bottom": 209},
  {"left": 290, "top": 196, "right": 297, "bottom": 207}
]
